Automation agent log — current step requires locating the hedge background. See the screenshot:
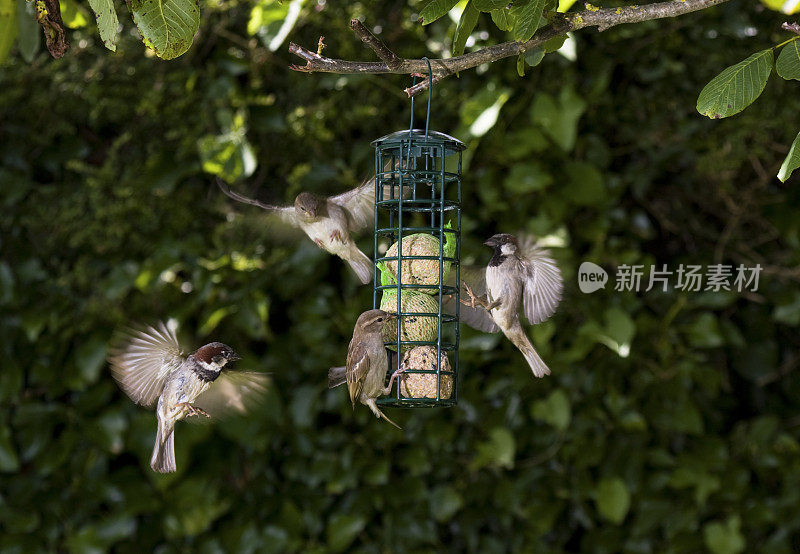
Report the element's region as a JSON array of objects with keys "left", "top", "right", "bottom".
[{"left": 2, "top": 1, "right": 800, "bottom": 552}]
